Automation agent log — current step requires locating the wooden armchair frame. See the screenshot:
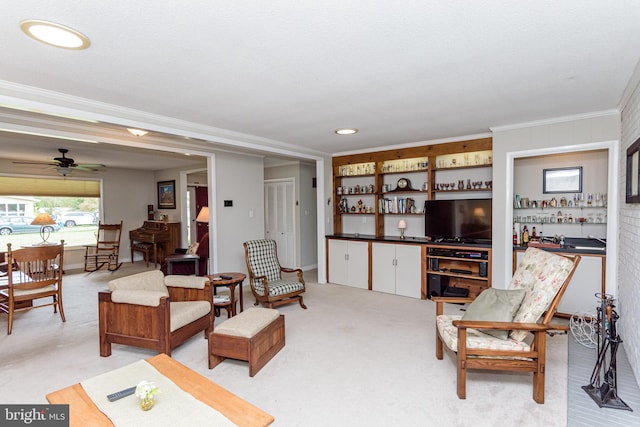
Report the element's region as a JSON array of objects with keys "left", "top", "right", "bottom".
[
  {"left": 99, "top": 280, "right": 213, "bottom": 356},
  {"left": 434, "top": 251, "right": 580, "bottom": 403},
  {"left": 84, "top": 221, "right": 123, "bottom": 272},
  {"left": 243, "top": 239, "right": 307, "bottom": 309},
  {"left": 1, "top": 241, "right": 65, "bottom": 334}
]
